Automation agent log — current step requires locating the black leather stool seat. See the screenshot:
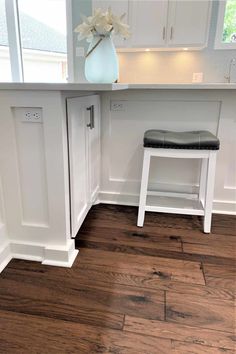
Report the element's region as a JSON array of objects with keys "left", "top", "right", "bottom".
[{"left": 144, "top": 130, "right": 220, "bottom": 150}]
